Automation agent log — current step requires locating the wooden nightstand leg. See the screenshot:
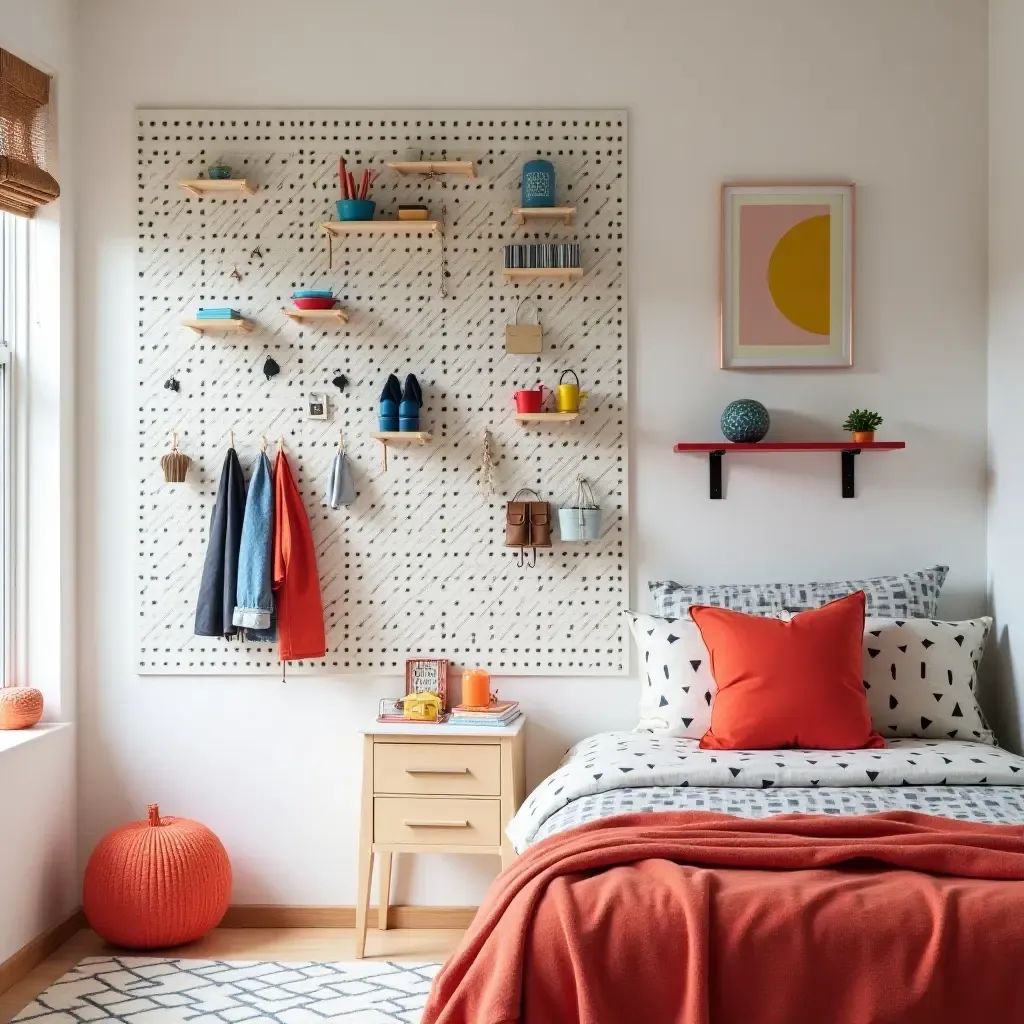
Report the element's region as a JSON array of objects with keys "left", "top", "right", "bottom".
[
  {"left": 378, "top": 851, "right": 393, "bottom": 930},
  {"left": 355, "top": 735, "right": 374, "bottom": 958},
  {"left": 500, "top": 736, "right": 518, "bottom": 871}
]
